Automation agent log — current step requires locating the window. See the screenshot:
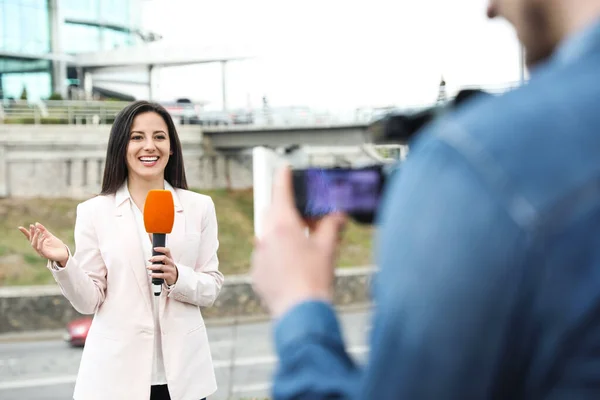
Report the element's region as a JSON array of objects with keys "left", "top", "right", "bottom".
[
  {"left": 2, "top": 72, "right": 51, "bottom": 101},
  {"left": 63, "top": 23, "right": 101, "bottom": 53},
  {"left": 0, "top": 0, "right": 50, "bottom": 54},
  {"left": 102, "top": 28, "right": 132, "bottom": 50},
  {"left": 61, "top": 0, "right": 100, "bottom": 22}
]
